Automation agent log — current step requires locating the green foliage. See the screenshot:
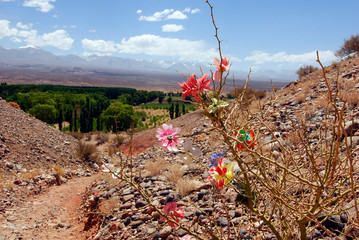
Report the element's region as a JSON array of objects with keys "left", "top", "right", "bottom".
[
  {"left": 336, "top": 33, "right": 359, "bottom": 57},
  {"left": 29, "top": 104, "right": 57, "bottom": 123},
  {"left": 100, "top": 100, "right": 135, "bottom": 132}
]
